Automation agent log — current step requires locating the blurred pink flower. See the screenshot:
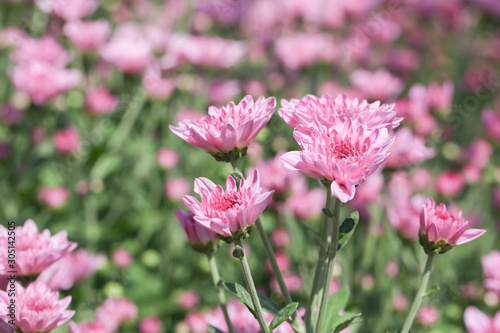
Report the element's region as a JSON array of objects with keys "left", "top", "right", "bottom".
[
  {"left": 285, "top": 188, "right": 326, "bottom": 220},
  {"left": 156, "top": 148, "right": 179, "bottom": 169},
  {"left": 1, "top": 104, "right": 23, "bottom": 125},
  {"left": 419, "top": 198, "right": 486, "bottom": 254},
  {"left": 208, "top": 80, "right": 241, "bottom": 105},
  {"left": 68, "top": 320, "right": 109, "bottom": 333},
  {"left": 35, "top": 0, "right": 100, "bottom": 21},
  {"left": 100, "top": 23, "right": 153, "bottom": 74},
  {"left": 271, "top": 272, "right": 303, "bottom": 295},
  {"left": 38, "top": 186, "right": 70, "bottom": 209},
  {"left": 349, "top": 69, "right": 403, "bottom": 101},
  {"left": 385, "top": 261, "right": 399, "bottom": 278},
  {"left": 165, "top": 177, "right": 191, "bottom": 201},
  {"left": 266, "top": 252, "right": 291, "bottom": 273},
  {"left": 463, "top": 139, "right": 493, "bottom": 170},
  {"left": 482, "top": 108, "right": 500, "bottom": 141},
  {"left": 393, "top": 294, "right": 408, "bottom": 312},
  {"left": 436, "top": 170, "right": 465, "bottom": 197},
  {"left": 37, "top": 249, "right": 106, "bottom": 290},
  {"left": 140, "top": 316, "right": 163, "bottom": 333},
  {"left": 0, "top": 219, "right": 76, "bottom": 276},
  {"left": 32, "top": 127, "right": 47, "bottom": 144},
  {"left": 463, "top": 164, "right": 482, "bottom": 184},
  {"left": 170, "top": 95, "right": 275, "bottom": 157},
  {"left": 64, "top": 20, "right": 110, "bottom": 52},
  {"left": 10, "top": 36, "right": 70, "bottom": 67},
  {"left": 426, "top": 81, "right": 454, "bottom": 112},
  {"left": 0, "top": 27, "right": 28, "bottom": 49},
  {"left": 174, "top": 209, "right": 219, "bottom": 251},
  {"left": 281, "top": 117, "right": 394, "bottom": 203},
  {"left": 279, "top": 93, "right": 401, "bottom": 133},
  {"left": 0, "top": 282, "right": 74, "bottom": 332},
  {"left": 385, "top": 127, "right": 436, "bottom": 168},
  {"left": 271, "top": 228, "right": 292, "bottom": 249},
  {"left": 178, "top": 290, "right": 199, "bottom": 310},
  {"left": 10, "top": 62, "right": 81, "bottom": 105},
  {"left": 54, "top": 127, "right": 80, "bottom": 155},
  {"left": 411, "top": 167, "right": 434, "bottom": 191},
  {"left": 112, "top": 247, "right": 133, "bottom": 268},
  {"left": 142, "top": 67, "right": 175, "bottom": 100},
  {"left": 243, "top": 80, "right": 267, "bottom": 97},
  {"left": 96, "top": 297, "right": 138, "bottom": 331},
  {"left": 417, "top": 306, "right": 439, "bottom": 327},
  {"left": 182, "top": 170, "right": 273, "bottom": 239},
  {"left": 482, "top": 250, "right": 500, "bottom": 295},
  {"left": 85, "top": 88, "right": 119, "bottom": 115},
  {"left": 464, "top": 306, "right": 500, "bottom": 333},
  {"left": 274, "top": 33, "right": 336, "bottom": 70}
]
